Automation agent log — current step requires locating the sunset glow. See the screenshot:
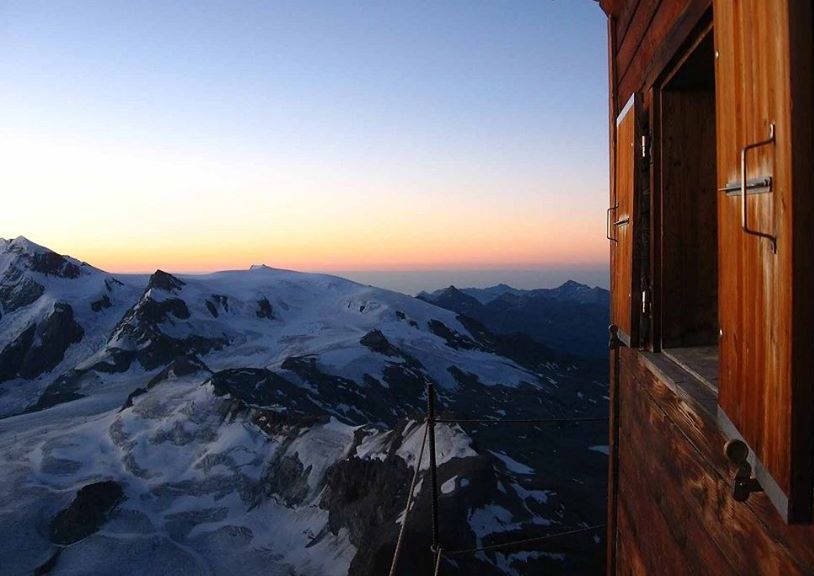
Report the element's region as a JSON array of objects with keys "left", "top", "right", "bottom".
[{"left": 0, "top": 1, "right": 608, "bottom": 276}]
